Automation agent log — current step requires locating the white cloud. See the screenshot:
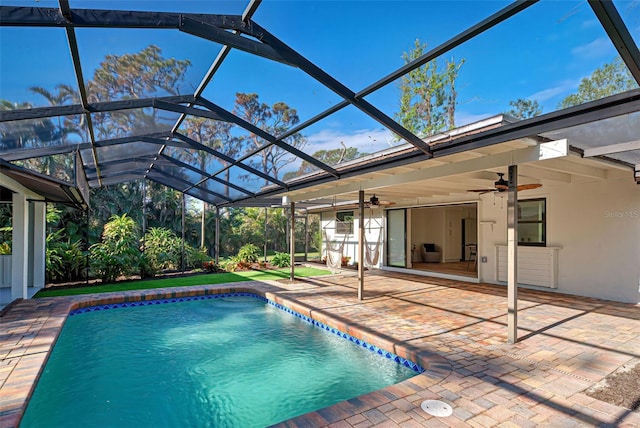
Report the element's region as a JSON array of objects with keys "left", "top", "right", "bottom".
[
  {"left": 580, "top": 19, "right": 599, "bottom": 30},
  {"left": 454, "top": 111, "right": 495, "bottom": 126},
  {"left": 571, "top": 37, "right": 615, "bottom": 59},
  {"left": 528, "top": 78, "right": 580, "bottom": 102},
  {"left": 305, "top": 128, "right": 396, "bottom": 154}
]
